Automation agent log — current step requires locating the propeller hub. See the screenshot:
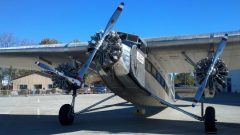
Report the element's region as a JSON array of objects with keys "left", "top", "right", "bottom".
[
  {"left": 211, "top": 67, "right": 217, "bottom": 76},
  {"left": 52, "top": 63, "right": 79, "bottom": 92},
  {"left": 88, "top": 31, "right": 122, "bottom": 69}
]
